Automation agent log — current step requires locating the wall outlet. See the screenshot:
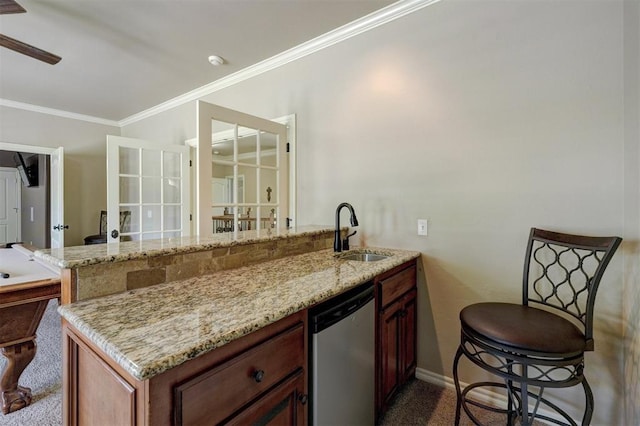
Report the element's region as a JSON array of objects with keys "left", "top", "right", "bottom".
[{"left": 417, "top": 219, "right": 428, "bottom": 236}]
